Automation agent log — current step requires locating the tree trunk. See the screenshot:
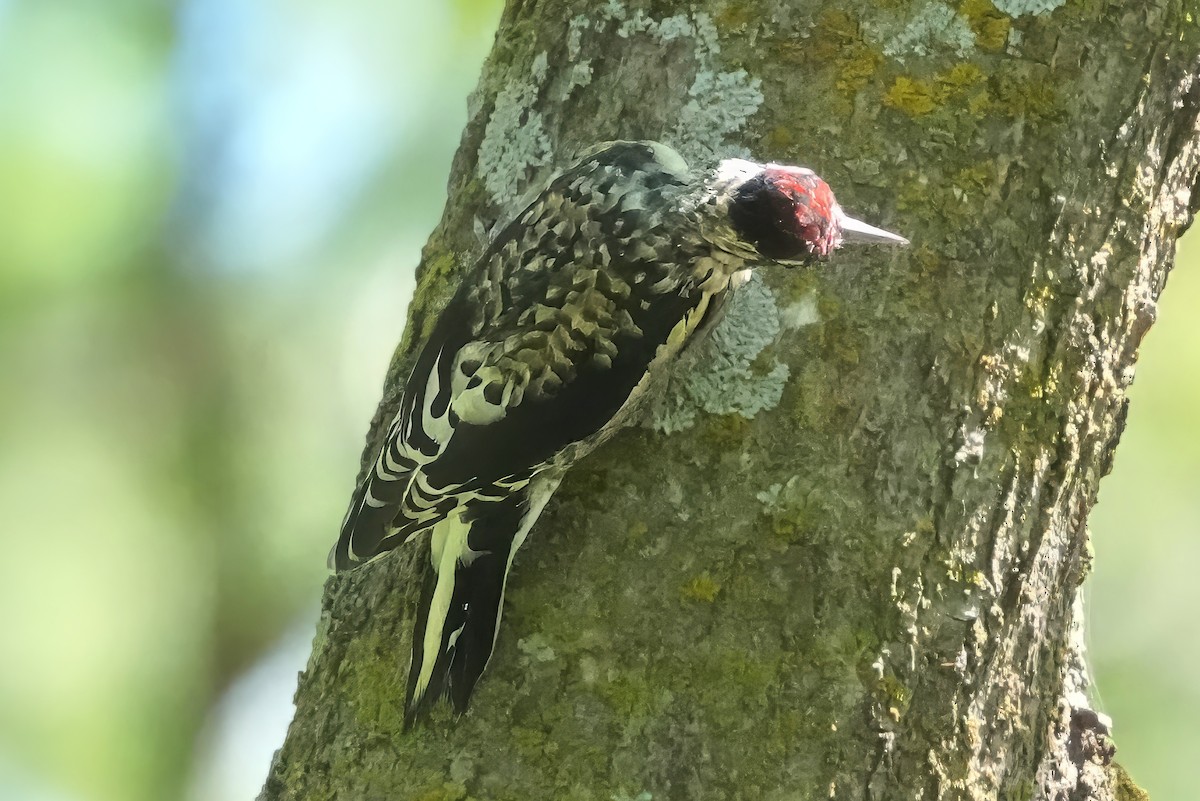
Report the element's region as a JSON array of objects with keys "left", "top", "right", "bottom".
[{"left": 262, "top": 1, "right": 1200, "bottom": 799}]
